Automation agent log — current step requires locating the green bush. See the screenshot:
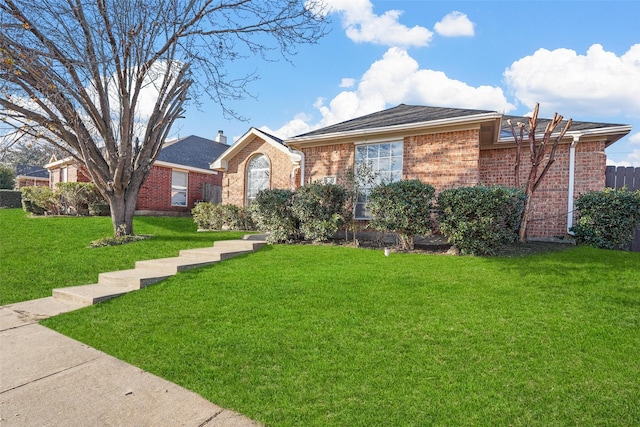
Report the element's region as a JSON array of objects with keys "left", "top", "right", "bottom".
[
  {"left": 21, "top": 186, "right": 61, "bottom": 215},
  {"left": 250, "top": 189, "right": 299, "bottom": 243},
  {"left": 0, "top": 190, "right": 22, "bottom": 208},
  {"left": 192, "top": 203, "right": 255, "bottom": 231},
  {"left": 57, "top": 182, "right": 106, "bottom": 215},
  {"left": 571, "top": 187, "right": 640, "bottom": 250},
  {"left": 0, "top": 165, "right": 15, "bottom": 189},
  {"left": 291, "top": 182, "right": 348, "bottom": 242},
  {"left": 437, "top": 186, "right": 526, "bottom": 256},
  {"left": 368, "top": 180, "right": 435, "bottom": 250}
]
